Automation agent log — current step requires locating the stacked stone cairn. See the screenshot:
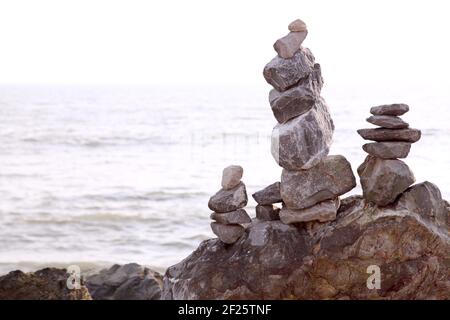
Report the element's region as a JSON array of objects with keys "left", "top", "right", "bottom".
[
  {"left": 357, "top": 104, "right": 421, "bottom": 206},
  {"left": 208, "top": 165, "right": 251, "bottom": 244},
  {"left": 253, "top": 19, "right": 356, "bottom": 224}
]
